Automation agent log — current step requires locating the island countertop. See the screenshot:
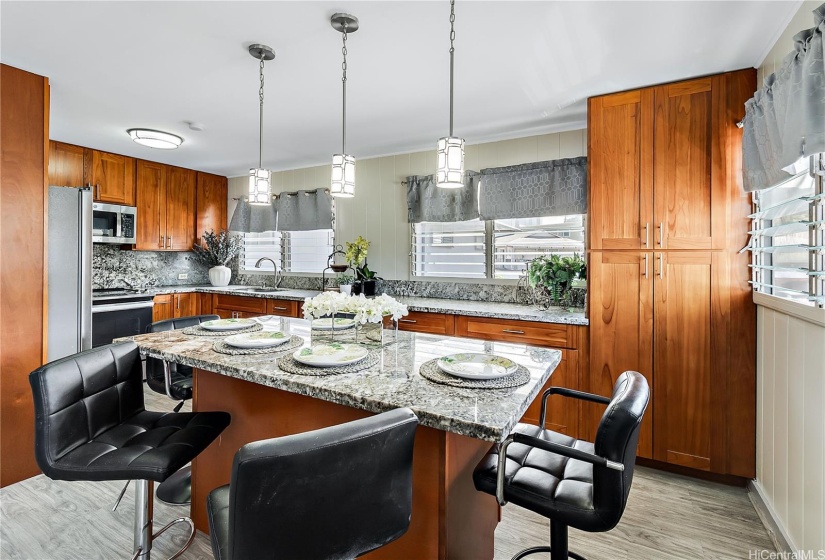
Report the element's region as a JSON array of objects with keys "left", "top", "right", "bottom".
[{"left": 124, "top": 317, "right": 561, "bottom": 442}]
